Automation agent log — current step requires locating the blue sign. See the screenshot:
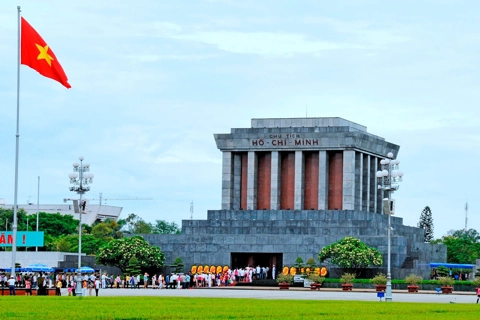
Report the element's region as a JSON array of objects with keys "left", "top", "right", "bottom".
[{"left": 0, "top": 231, "right": 44, "bottom": 247}]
